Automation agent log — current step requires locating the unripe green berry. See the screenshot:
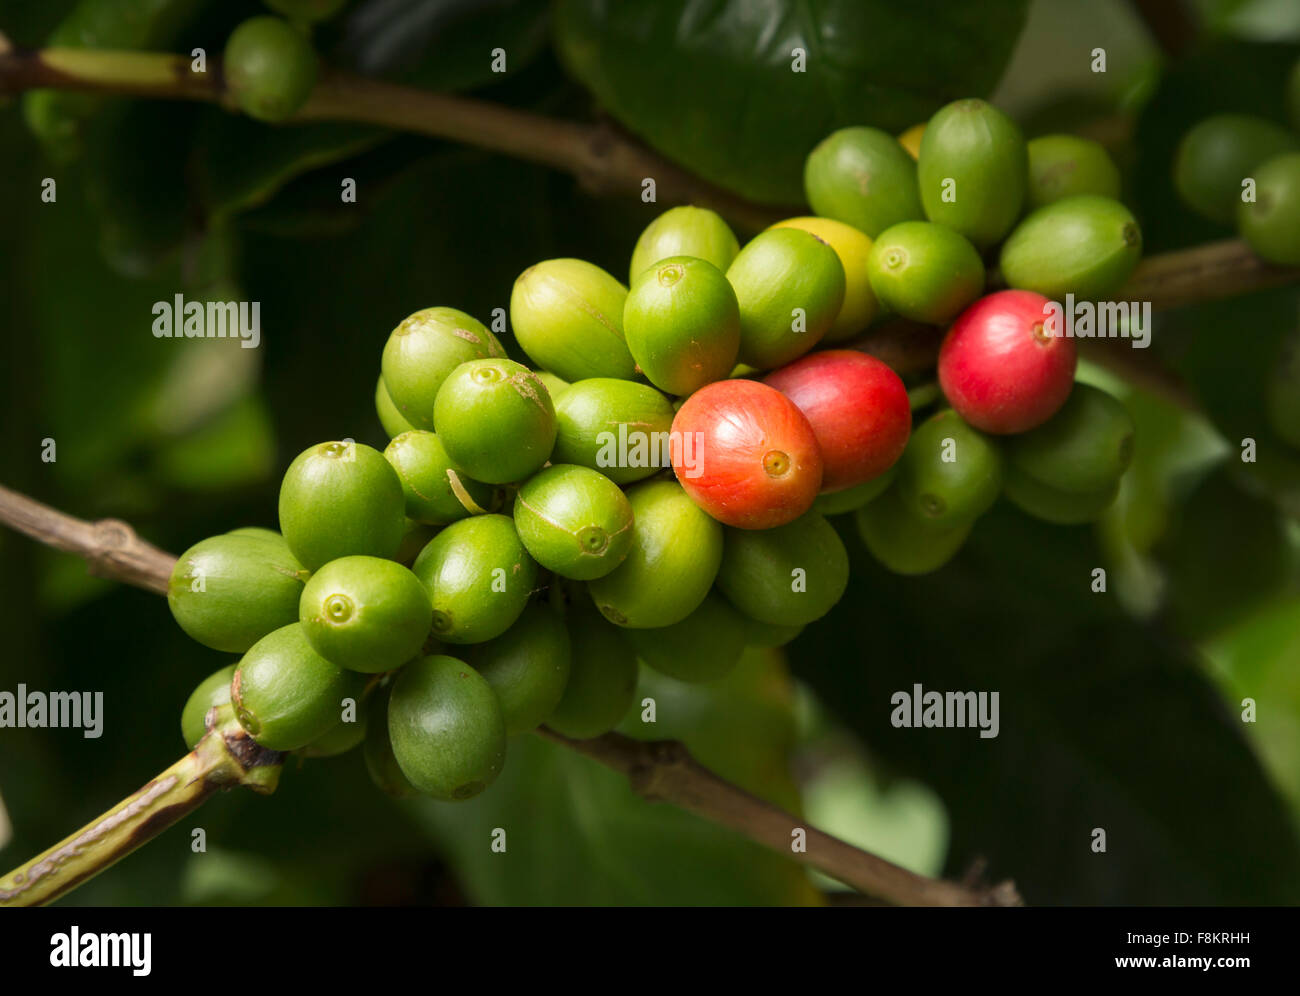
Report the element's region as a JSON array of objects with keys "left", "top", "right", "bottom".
[
  {"left": 168, "top": 532, "right": 309, "bottom": 652},
  {"left": 918, "top": 98, "right": 1028, "bottom": 249},
  {"left": 510, "top": 259, "right": 635, "bottom": 382},
  {"left": 867, "top": 221, "right": 984, "bottom": 325},
  {"left": 769, "top": 216, "right": 880, "bottom": 342},
  {"left": 624, "top": 256, "right": 741, "bottom": 396},
  {"left": 804, "top": 126, "right": 924, "bottom": 238},
  {"left": 547, "top": 602, "right": 638, "bottom": 739},
  {"left": 411, "top": 514, "right": 537, "bottom": 644},
  {"left": 381, "top": 307, "right": 505, "bottom": 431},
  {"left": 629, "top": 206, "right": 740, "bottom": 281},
  {"left": 388, "top": 655, "right": 507, "bottom": 800},
  {"left": 999, "top": 195, "right": 1142, "bottom": 302},
  {"left": 552, "top": 378, "right": 675, "bottom": 484},
  {"left": 587, "top": 480, "right": 723, "bottom": 628},
  {"left": 726, "top": 228, "right": 845, "bottom": 370},
  {"left": 232, "top": 623, "right": 364, "bottom": 751},
  {"left": 1005, "top": 383, "right": 1134, "bottom": 494},
  {"left": 742, "top": 618, "right": 804, "bottom": 649},
  {"left": 278, "top": 440, "right": 406, "bottom": 570},
  {"left": 299, "top": 712, "right": 368, "bottom": 759},
  {"left": 896, "top": 409, "right": 1002, "bottom": 527},
  {"left": 1174, "top": 114, "right": 1299, "bottom": 225},
  {"left": 384, "top": 429, "right": 499, "bottom": 525},
  {"left": 626, "top": 592, "right": 746, "bottom": 684},
  {"left": 1237, "top": 152, "right": 1300, "bottom": 265},
  {"left": 375, "top": 375, "right": 416, "bottom": 439},
  {"left": 1002, "top": 465, "right": 1119, "bottom": 525},
  {"left": 434, "top": 358, "right": 557, "bottom": 484},
  {"left": 224, "top": 16, "right": 318, "bottom": 124},
  {"left": 812, "top": 465, "right": 897, "bottom": 516},
  {"left": 364, "top": 683, "right": 418, "bottom": 797},
  {"left": 1026, "top": 135, "right": 1121, "bottom": 208},
  {"left": 855, "top": 485, "right": 972, "bottom": 575},
  {"left": 181, "top": 664, "right": 236, "bottom": 749},
  {"left": 714, "top": 511, "right": 849, "bottom": 627},
  {"left": 514, "top": 465, "right": 634, "bottom": 580},
  {"left": 468, "top": 602, "right": 571, "bottom": 735},
  {"left": 299, "top": 555, "right": 432, "bottom": 673}
]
